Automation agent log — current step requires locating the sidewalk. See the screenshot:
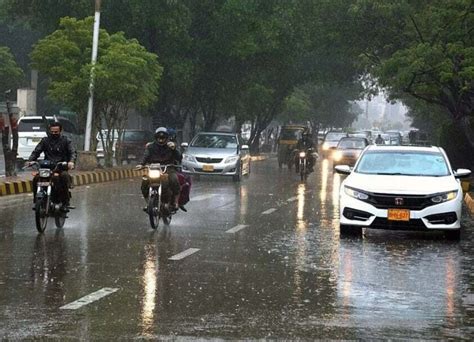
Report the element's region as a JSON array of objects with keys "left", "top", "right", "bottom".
[{"left": 0, "top": 154, "right": 271, "bottom": 197}]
